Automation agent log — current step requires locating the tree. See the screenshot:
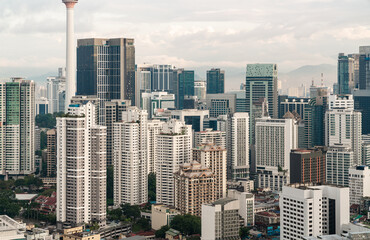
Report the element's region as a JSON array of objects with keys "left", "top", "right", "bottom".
[
  {"left": 0, "top": 190, "right": 20, "bottom": 217},
  {"left": 121, "top": 203, "right": 140, "bottom": 221},
  {"left": 35, "top": 112, "right": 64, "bottom": 129},
  {"left": 108, "top": 208, "right": 123, "bottom": 221},
  {"left": 148, "top": 173, "right": 156, "bottom": 202},
  {"left": 240, "top": 227, "right": 251, "bottom": 239},
  {"left": 136, "top": 217, "right": 151, "bottom": 231},
  {"left": 155, "top": 225, "right": 170, "bottom": 238},
  {"left": 170, "top": 214, "right": 201, "bottom": 236}
]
